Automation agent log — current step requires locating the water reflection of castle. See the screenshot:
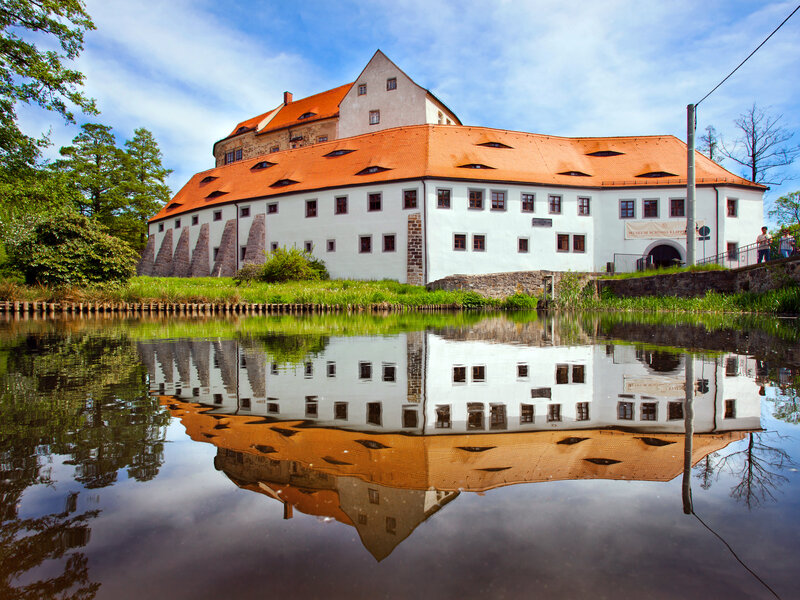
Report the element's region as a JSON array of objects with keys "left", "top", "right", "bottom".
[{"left": 139, "top": 331, "right": 761, "bottom": 560}]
